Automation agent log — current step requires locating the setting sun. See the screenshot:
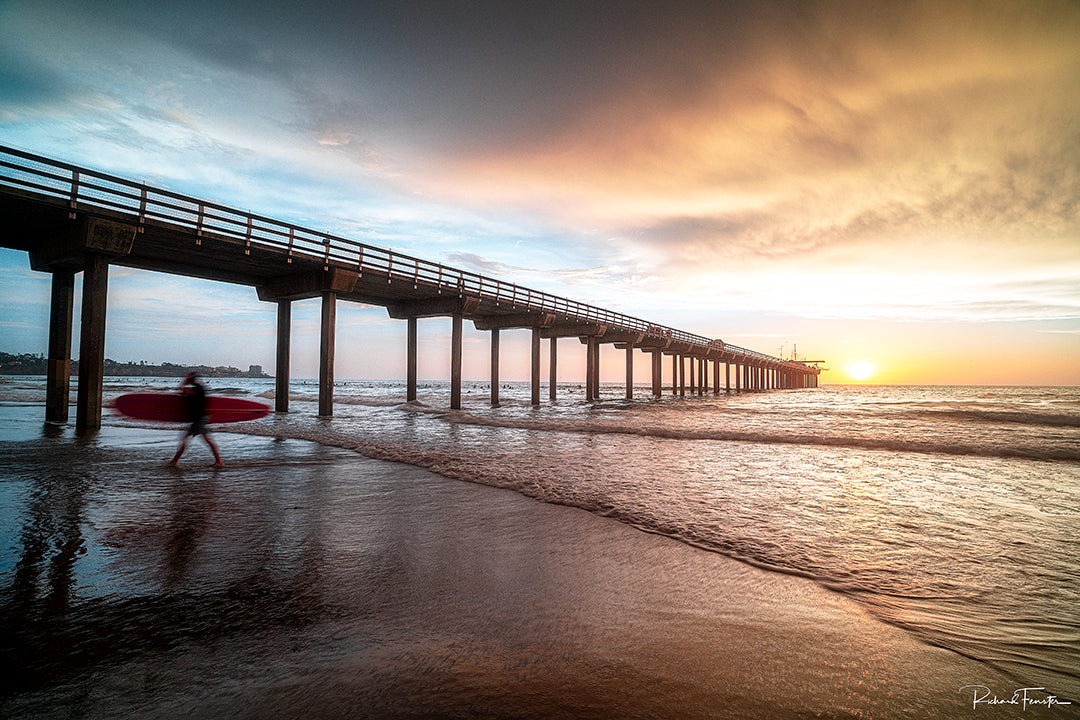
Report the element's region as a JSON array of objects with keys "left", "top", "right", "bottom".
[{"left": 846, "top": 361, "right": 877, "bottom": 382}]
